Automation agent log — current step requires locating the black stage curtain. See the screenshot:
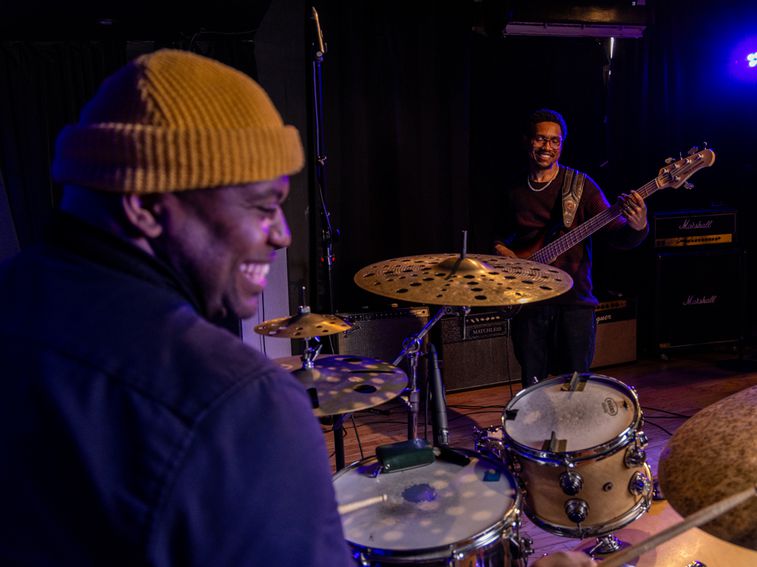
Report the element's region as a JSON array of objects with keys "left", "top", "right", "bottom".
[
  {"left": 0, "top": 42, "right": 124, "bottom": 249},
  {"left": 313, "top": 0, "right": 473, "bottom": 312}
]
